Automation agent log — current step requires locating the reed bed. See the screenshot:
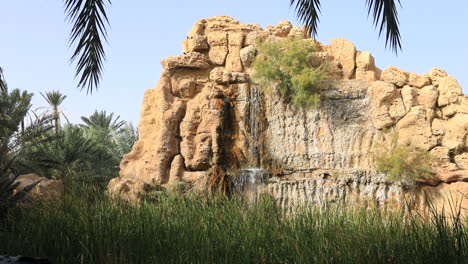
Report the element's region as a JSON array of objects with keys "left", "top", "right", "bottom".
[{"left": 0, "top": 191, "right": 466, "bottom": 263}]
